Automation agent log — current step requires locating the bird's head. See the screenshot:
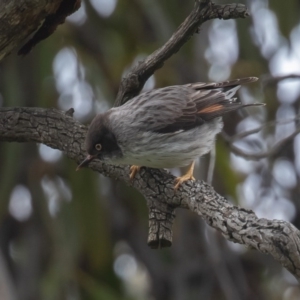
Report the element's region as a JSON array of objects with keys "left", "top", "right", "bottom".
[{"left": 76, "top": 113, "right": 122, "bottom": 170}]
